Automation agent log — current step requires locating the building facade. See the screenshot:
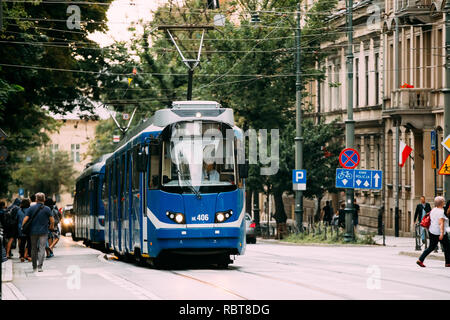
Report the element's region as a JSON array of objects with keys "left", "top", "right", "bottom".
[
  {"left": 294, "top": 0, "right": 447, "bottom": 236},
  {"left": 45, "top": 117, "right": 97, "bottom": 208}
]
